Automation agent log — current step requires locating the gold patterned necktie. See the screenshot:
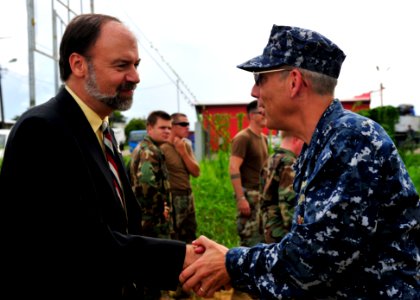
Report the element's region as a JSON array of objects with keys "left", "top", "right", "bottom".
[{"left": 102, "top": 121, "right": 126, "bottom": 209}]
